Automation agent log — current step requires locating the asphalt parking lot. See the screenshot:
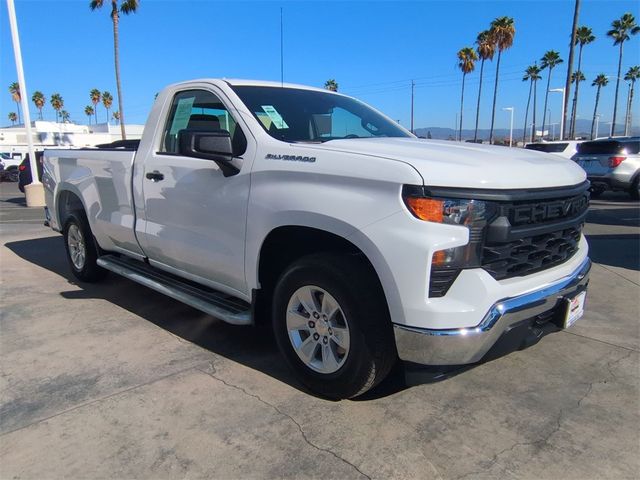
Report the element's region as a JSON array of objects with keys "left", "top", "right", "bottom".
[{"left": 1, "top": 181, "right": 638, "bottom": 479}]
